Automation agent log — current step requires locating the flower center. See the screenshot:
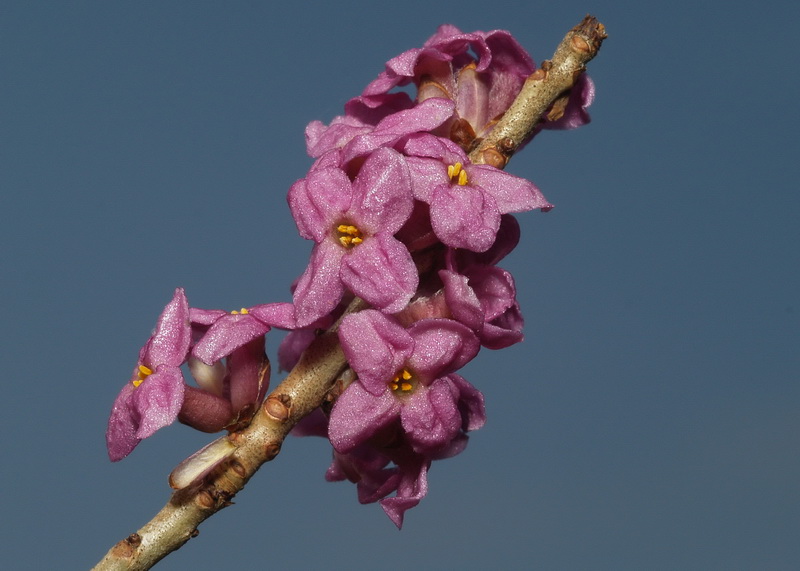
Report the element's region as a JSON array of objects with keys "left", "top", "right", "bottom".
[
  {"left": 447, "top": 162, "right": 469, "bottom": 186},
  {"left": 336, "top": 223, "right": 364, "bottom": 249},
  {"left": 389, "top": 368, "right": 416, "bottom": 393},
  {"left": 132, "top": 364, "right": 152, "bottom": 388},
  {"left": 231, "top": 308, "right": 249, "bottom": 315}
]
